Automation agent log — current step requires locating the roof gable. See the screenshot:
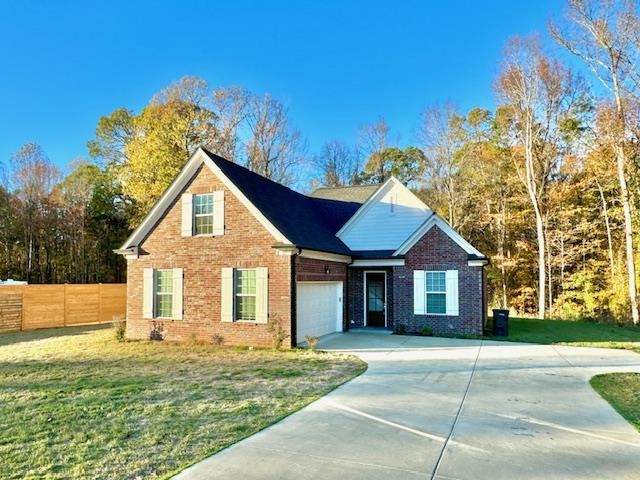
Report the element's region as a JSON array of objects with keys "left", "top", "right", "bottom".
[
  {"left": 120, "top": 149, "right": 291, "bottom": 250},
  {"left": 394, "top": 214, "right": 486, "bottom": 258},
  {"left": 336, "top": 177, "right": 432, "bottom": 251},
  {"left": 120, "top": 148, "right": 355, "bottom": 255}
]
